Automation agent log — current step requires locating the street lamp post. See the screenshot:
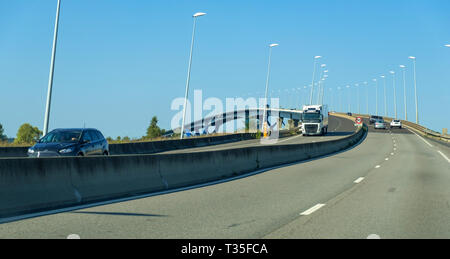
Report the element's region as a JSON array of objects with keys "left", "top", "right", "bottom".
[
  {"left": 346, "top": 85, "right": 351, "bottom": 112},
  {"left": 43, "top": 0, "right": 62, "bottom": 137},
  {"left": 409, "top": 56, "right": 419, "bottom": 124},
  {"left": 316, "top": 65, "right": 326, "bottom": 104},
  {"left": 355, "top": 83, "right": 360, "bottom": 114},
  {"left": 363, "top": 81, "right": 368, "bottom": 115},
  {"left": 400, "top": 65, "right": 407, "bottom": 121},
  {"left": 373, "top": 79, "right": 378, "bottom": 116},
  {"left": 320, "top": 74, "right": 328, "bottom": 105},
  {"left": 390, "top": 71, "right": 397, "bottom": 119},
  {"left": 263, "top": 43, "right": 279, "bottom": 138},
  {"left": 180, "top": 12, "right": 206, "bottom": 139},
  {"left": 381, "top": 75, "right": 387, "bottom": 117},
  {"left": 309, "top": 56, "right": 322, "bottom": 104}
]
